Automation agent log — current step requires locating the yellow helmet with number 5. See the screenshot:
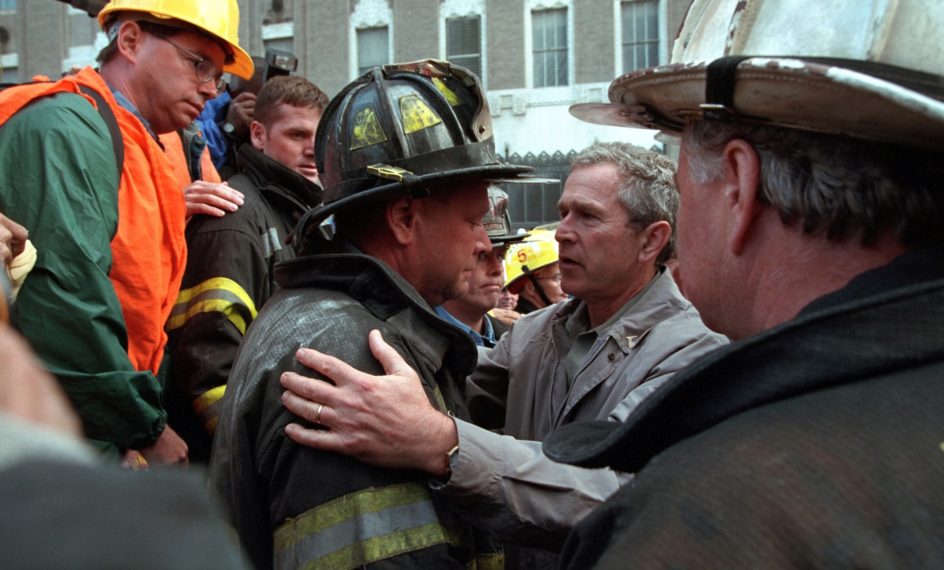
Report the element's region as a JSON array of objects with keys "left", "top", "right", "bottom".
[
  {"left": 503, "top": 229, "right": 559, "bottom": 293},
  {"left": 98, "top": 0, "right": 254, "bottom": 80}
]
